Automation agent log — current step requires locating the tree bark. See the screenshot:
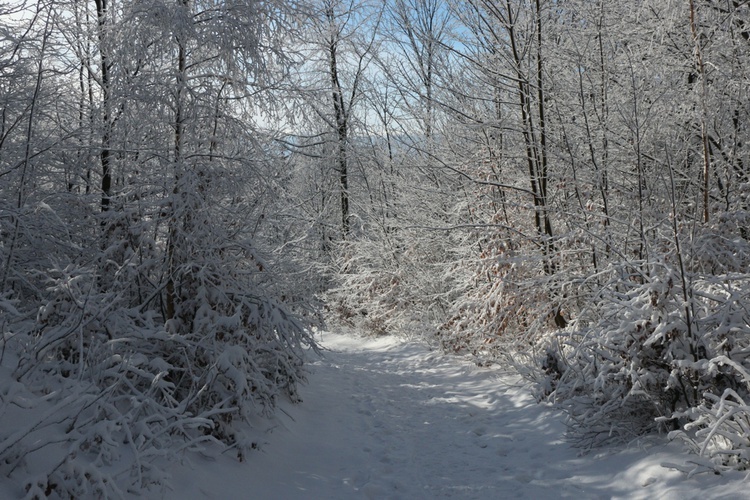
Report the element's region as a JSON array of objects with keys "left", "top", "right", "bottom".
[
  {"left": 327, "top": 4, "right": 350, "bottom": 238},
  {"left": 94, "top": 0, "right": 112, "bottom": 213}
]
